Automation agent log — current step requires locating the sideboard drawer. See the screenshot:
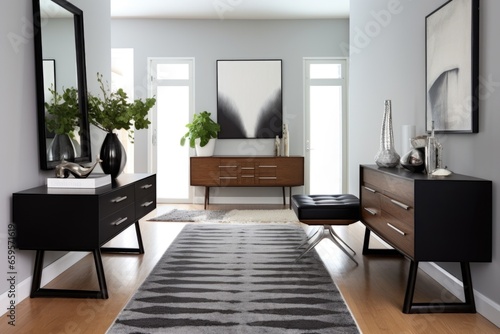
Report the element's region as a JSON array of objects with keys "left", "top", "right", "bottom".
[
  {"left": 135, "top": 175, "right": 156, "bottom": 198},
  {"left": 136, "top": 191, "right": 156, "bottom": 219},
  {"left": 360, "top": 186, "right": 381, "bottom": 228},
  {"left": 363, "top": 167, "right": 414, "bottom": 205},
  {"left": 379, "top": 211, "right": 414, "bottom": 257},
  {"left": 380, "top": 193, "right": 414, "bottom": 227},
  {"left": 100, "top": 203, "right": 135, "bottom": 244},
  {"left": 99, "top": 185, "right": 134, "bottom": 219}
]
